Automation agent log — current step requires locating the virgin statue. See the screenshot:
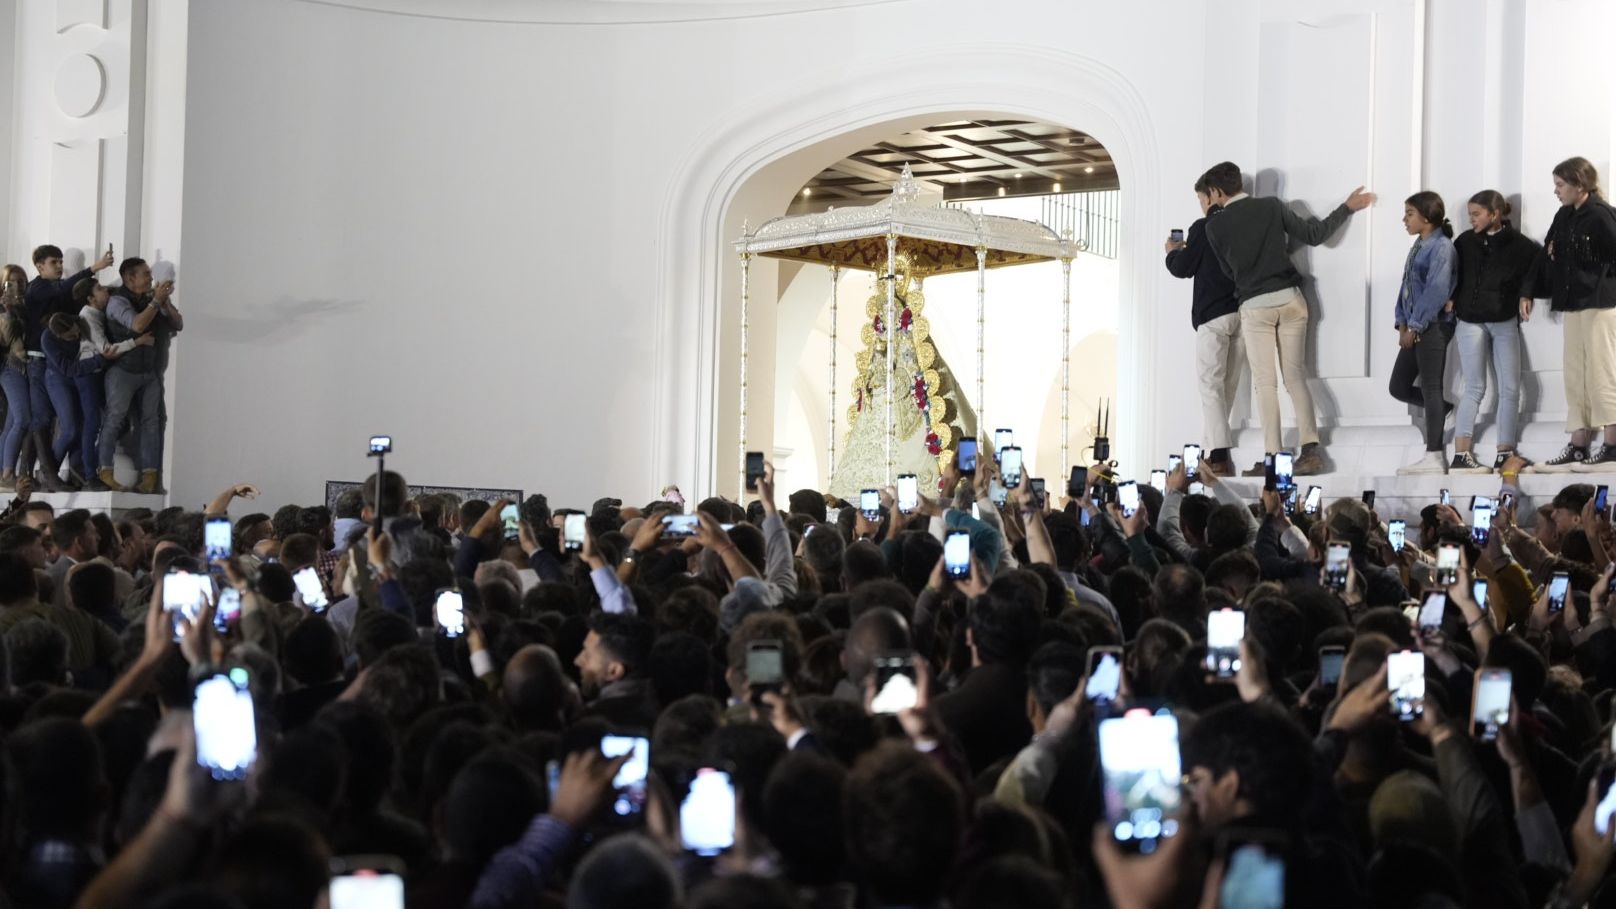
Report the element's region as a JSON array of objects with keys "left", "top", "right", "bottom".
[{"left": 830, "top": 255, "right": 977, "bottom": 500}]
